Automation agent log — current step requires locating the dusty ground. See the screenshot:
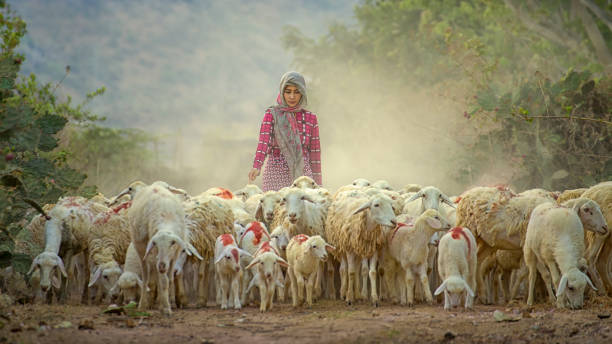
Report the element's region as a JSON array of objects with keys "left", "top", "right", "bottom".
[{"left": 1, "top": 298, "right": 611, "bottom": 344}]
